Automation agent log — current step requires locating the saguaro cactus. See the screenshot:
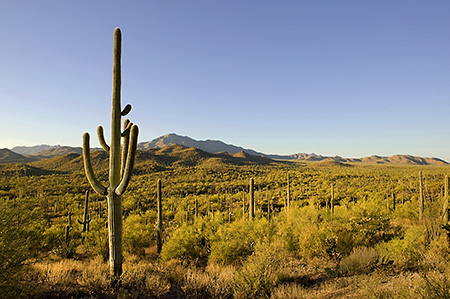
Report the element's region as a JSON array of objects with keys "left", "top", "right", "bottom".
[
  {"left": 82, "top": 28, "right": 139, "bottom": 279},
  {"left": 156, "top": 179, "right": 163, "bottom": 255},
  {"left": 330, "top": 183, "right": 335, "bottom": 215},
  {"left": 249, "top": 178, "right": 255, "bottom": 220},
  {"left": 78, "top": 190, "right": 91, "bottom": 232},
  {"left": 443, "top": 175, "right": 449, "bottom": 225},
  {"left": 419, "top": 171, "right": 424, "bottom": 221}
]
